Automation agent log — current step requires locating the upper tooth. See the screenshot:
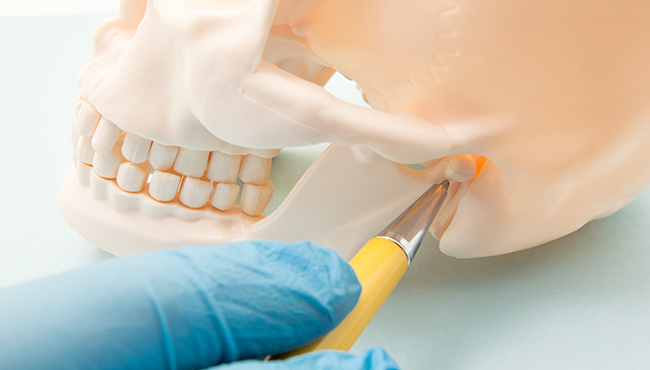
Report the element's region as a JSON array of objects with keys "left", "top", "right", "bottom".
[
  {"left": 75, "top": 98, "right": 84, "bottom": 117},
  {"left": 92, "top": 117, "right": 122, "bottom": 155},
  {"left": 116, "top": 162, "right": 147, "bottom": 192},
  {"left": 76, "top": 102, "right": 102, "bottom": 137},
  {"left": 207, "top": 151, "right": 242, "bottom": 183},
  {"left": 239, "top": 154, "right": 272, "bottom": 185},
  {"left": 122, "top": 132, "right": 152, "bottom": 164},
  {"left": 93, "top": 145, "right": 125, "bottom": 179},
  {"left": 76, "top": 136, "right": 95, "bottom": 165},
  {"left": 241, "top": 181, "right": 274, "bottom": 216},
  {"left": 148, "top": 143, "right": 179, "bottom": 171},
  {"left": 211, "top": 182, "right": 240, "bottom": 211},
  {"left": 178, "top": 177, "right": 213, "bottom": 208},
  {"left": 148, "top": 171, "right": 181, "bottom": 202},
  {"left": 173, "top": 148, "right": 210, "bottom": 178}
]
